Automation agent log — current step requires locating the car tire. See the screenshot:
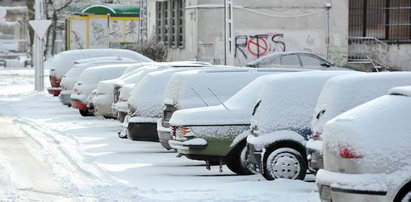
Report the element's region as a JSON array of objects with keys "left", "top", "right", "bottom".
[
  {"left": 394, "top": 185, "right": 411, "bottom": 202},
  {"left": 226, "top": 144, "right": 255, "bottom": 175},
  {"left": 79, "top": 109, "right": 93, "bottom": 116},
  {"left": 263, "top": 147, "right": 306, "bottom": 180}
]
